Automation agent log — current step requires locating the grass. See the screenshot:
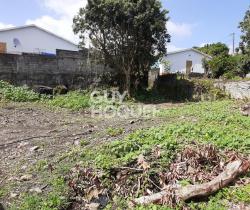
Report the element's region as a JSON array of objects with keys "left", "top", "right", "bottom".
[{"left": 6, "top": 99, "right": 250, "bottom": 209}]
